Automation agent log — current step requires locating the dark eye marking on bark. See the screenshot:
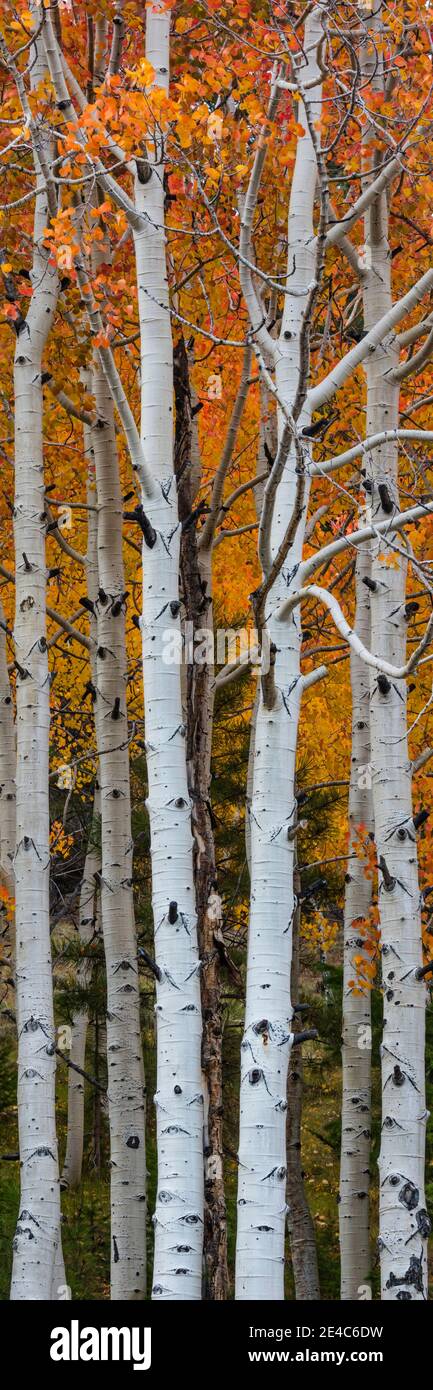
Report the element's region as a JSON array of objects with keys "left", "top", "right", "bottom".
[
  {"left": 378, "top": 482, "right": 394, "bottom": 514},
  {"left": 386, "top": 1254, "right": 424, "bottom": 1295},
  {"left": 398, "top": 1180, "right": 419, "bottom": 1211},
  {"left": 377, "top": 673, "right": 391, "bottom": 696},
  {"left": 261, "top": 1165, "right": 286, "bottom": 1182},
  {"left": 415, "top": 1209, "right": 431, "bottom": 1238},
  {"left": 26, "top": 1146, "right": 55, "bottom": 1161}
]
